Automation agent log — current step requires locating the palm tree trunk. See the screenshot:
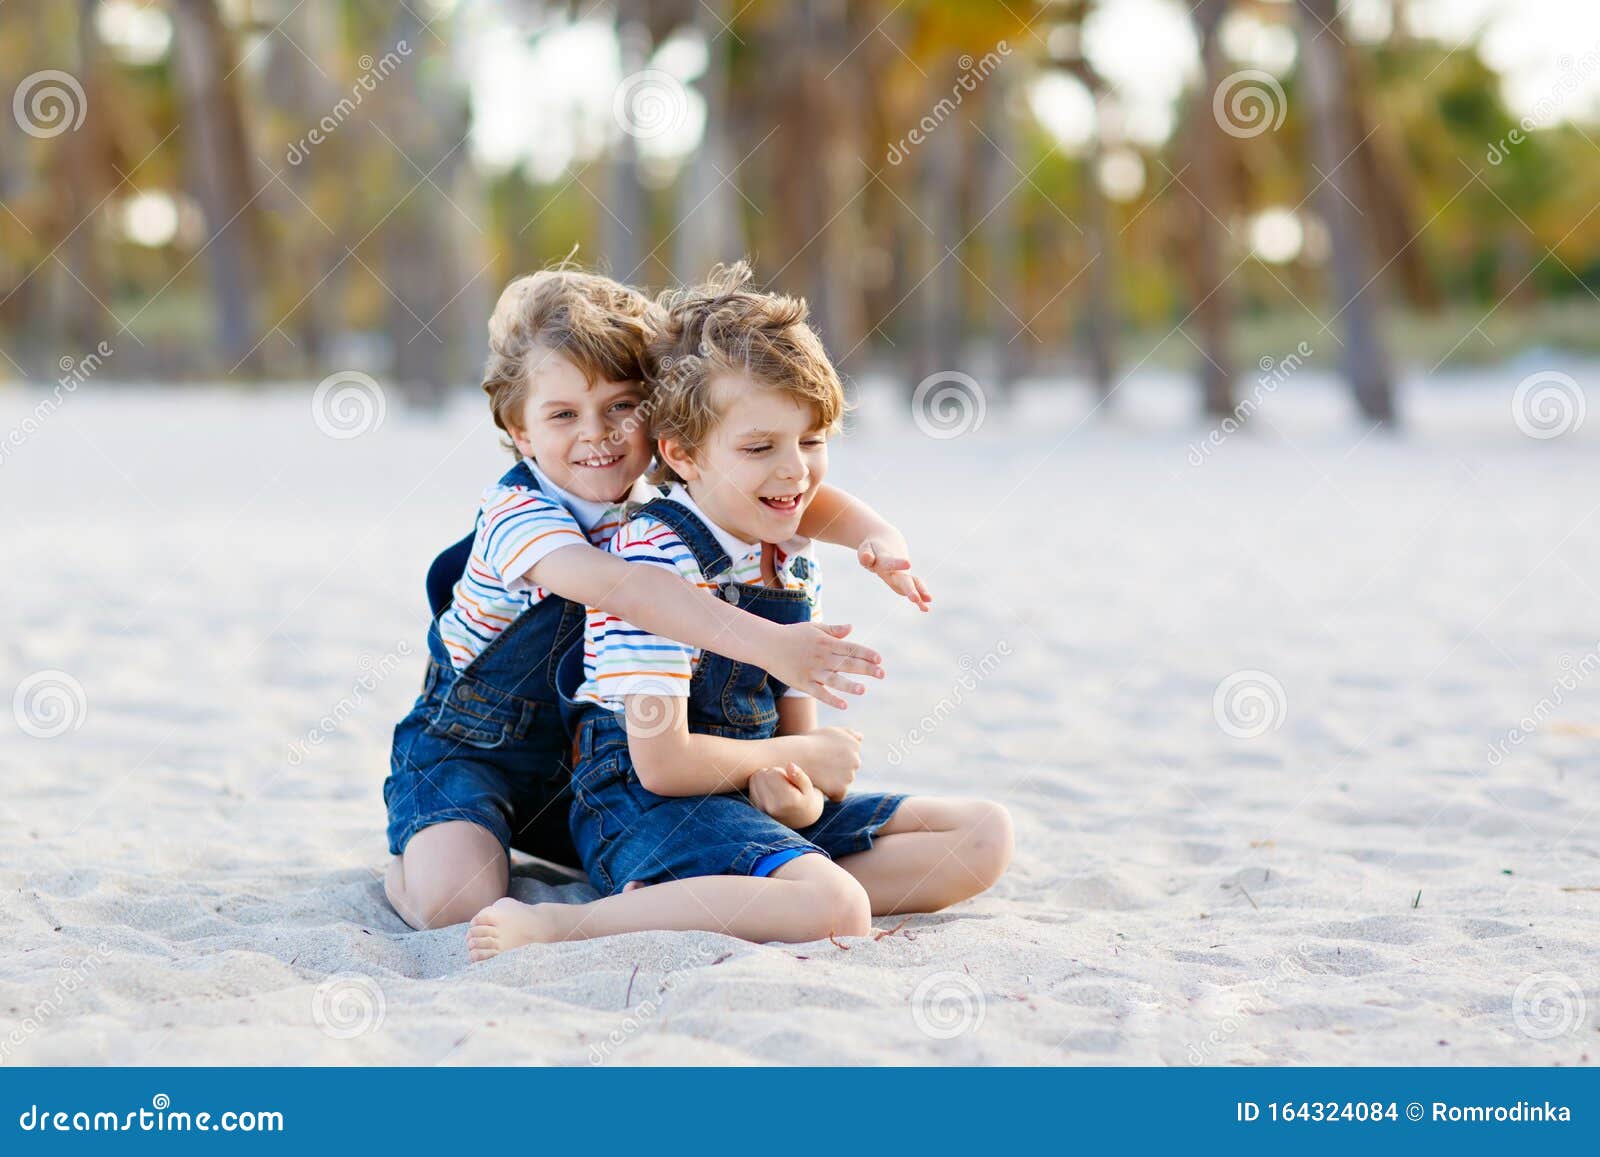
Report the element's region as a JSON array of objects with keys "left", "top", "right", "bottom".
[
  {"left": 1296, "top": 0, "right": 1398, "bottom": 424},
  {"left": 980, "top": 72, "right": 1025, "bottom": 393},
  {"left": 609, "top": 0, "right": 649, "bottom": 282},
  {"left": 172, "top": 0, "right": 263, "bottom": 373},
  {"left": 673, "top": 0, "right": 743, "bottom": 282},
  {"left": 1191, "top": 0, "right": 1236, "bottom": 419}
]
